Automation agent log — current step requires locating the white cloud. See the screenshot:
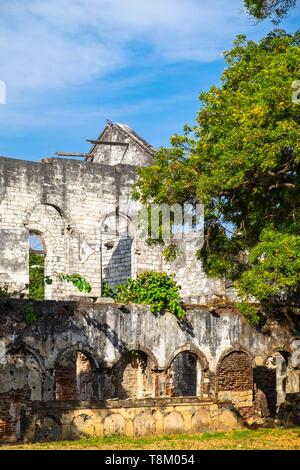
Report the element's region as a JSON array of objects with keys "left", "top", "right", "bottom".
[{"left": 0, "top": 0, "right": 261, "bottom": 95}]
